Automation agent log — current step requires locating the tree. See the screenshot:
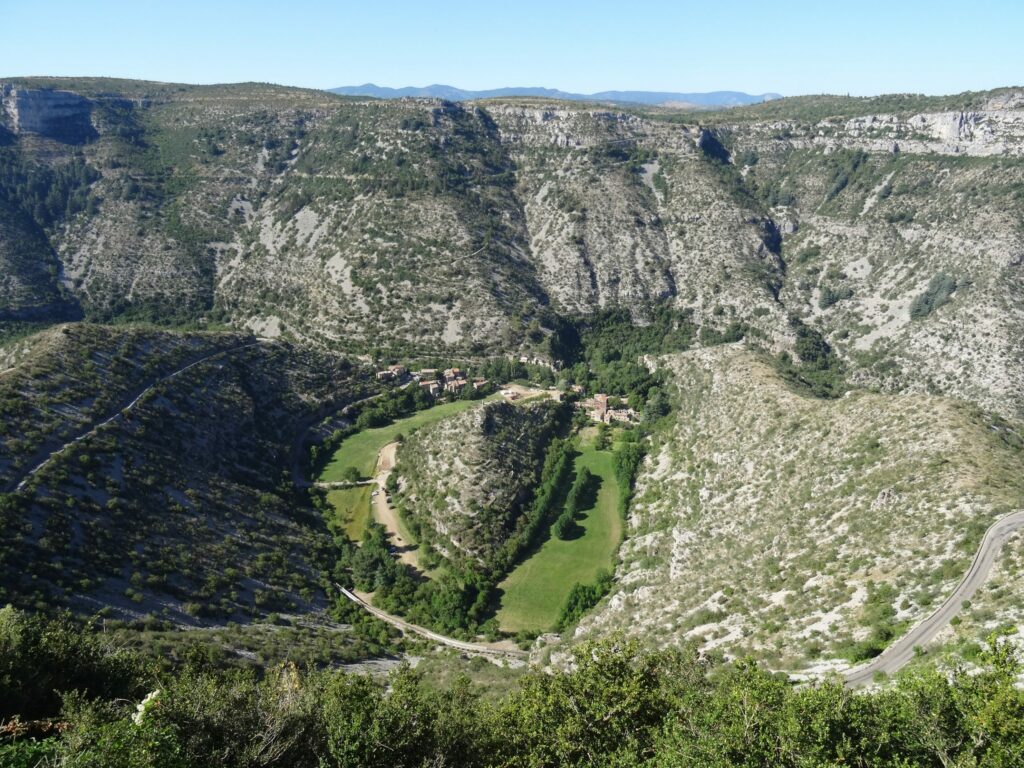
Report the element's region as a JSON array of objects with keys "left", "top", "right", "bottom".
[
  {"left": 553, "top": 511, "right": 576, "bottom": 540},
  {"left": 495, "top": 638, "right": 703, "bottom": 766},
  {"left": 644, "top": 388, "right": 671, "bottom": 420}
]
